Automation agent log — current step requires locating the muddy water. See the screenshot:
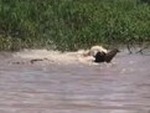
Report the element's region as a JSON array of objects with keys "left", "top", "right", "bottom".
[{"left": 0, "top": 49, "right": 150, "bottom": 113}]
